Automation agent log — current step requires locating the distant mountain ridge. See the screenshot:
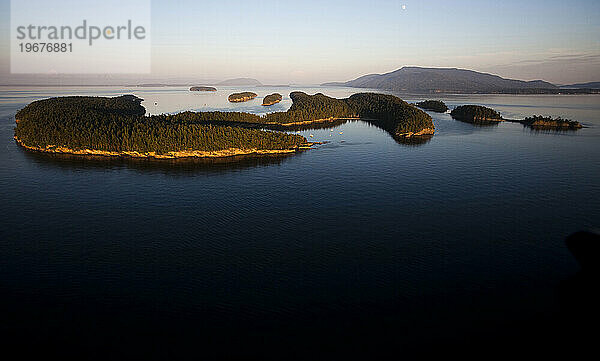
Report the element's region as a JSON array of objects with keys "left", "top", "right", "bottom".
[
  {"left": 217, "top": 78, "right": 263, "bottom": 86},
  {"left": 560, "top": 81, "right": 600, "bottom": 89},
  {"left": 322, "top": 67, "right": 559, "bottom": 94}
]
